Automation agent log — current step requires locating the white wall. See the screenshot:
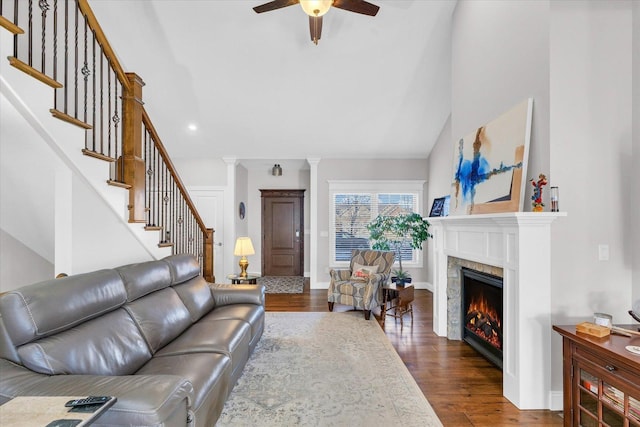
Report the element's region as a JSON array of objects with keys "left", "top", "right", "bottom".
[
  {"left": 235, "top": 164, "right": 249, "bottom": 239},
  {"left": 452, "top": 1, "right": 550, "bottom": 210},
  {"left": 432, "top": 0, "right": 635, "bottom": 408},
  {"left": 0, "top": 229, "right": 54, "bottom": 291},
  {"left": 550, "top": 0, "right": 634, "bottom": 398},
  {"left": 550, "top": 1, "right": 633, "bottom": 319},
  {"left": 171, "top": 157, "right": 227, "bottom": 186},
  {"left": 426, "top": 114, "right": 452, "bottom": 286},
  {"left": 71, "top": 175, "right": 155, "bottom": 273},
  {"left": 0, "top": 95, "right": 55, "bottom": 265},
  {"left": 633, "top": 0, "right": 640, "bottom": 305}
]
